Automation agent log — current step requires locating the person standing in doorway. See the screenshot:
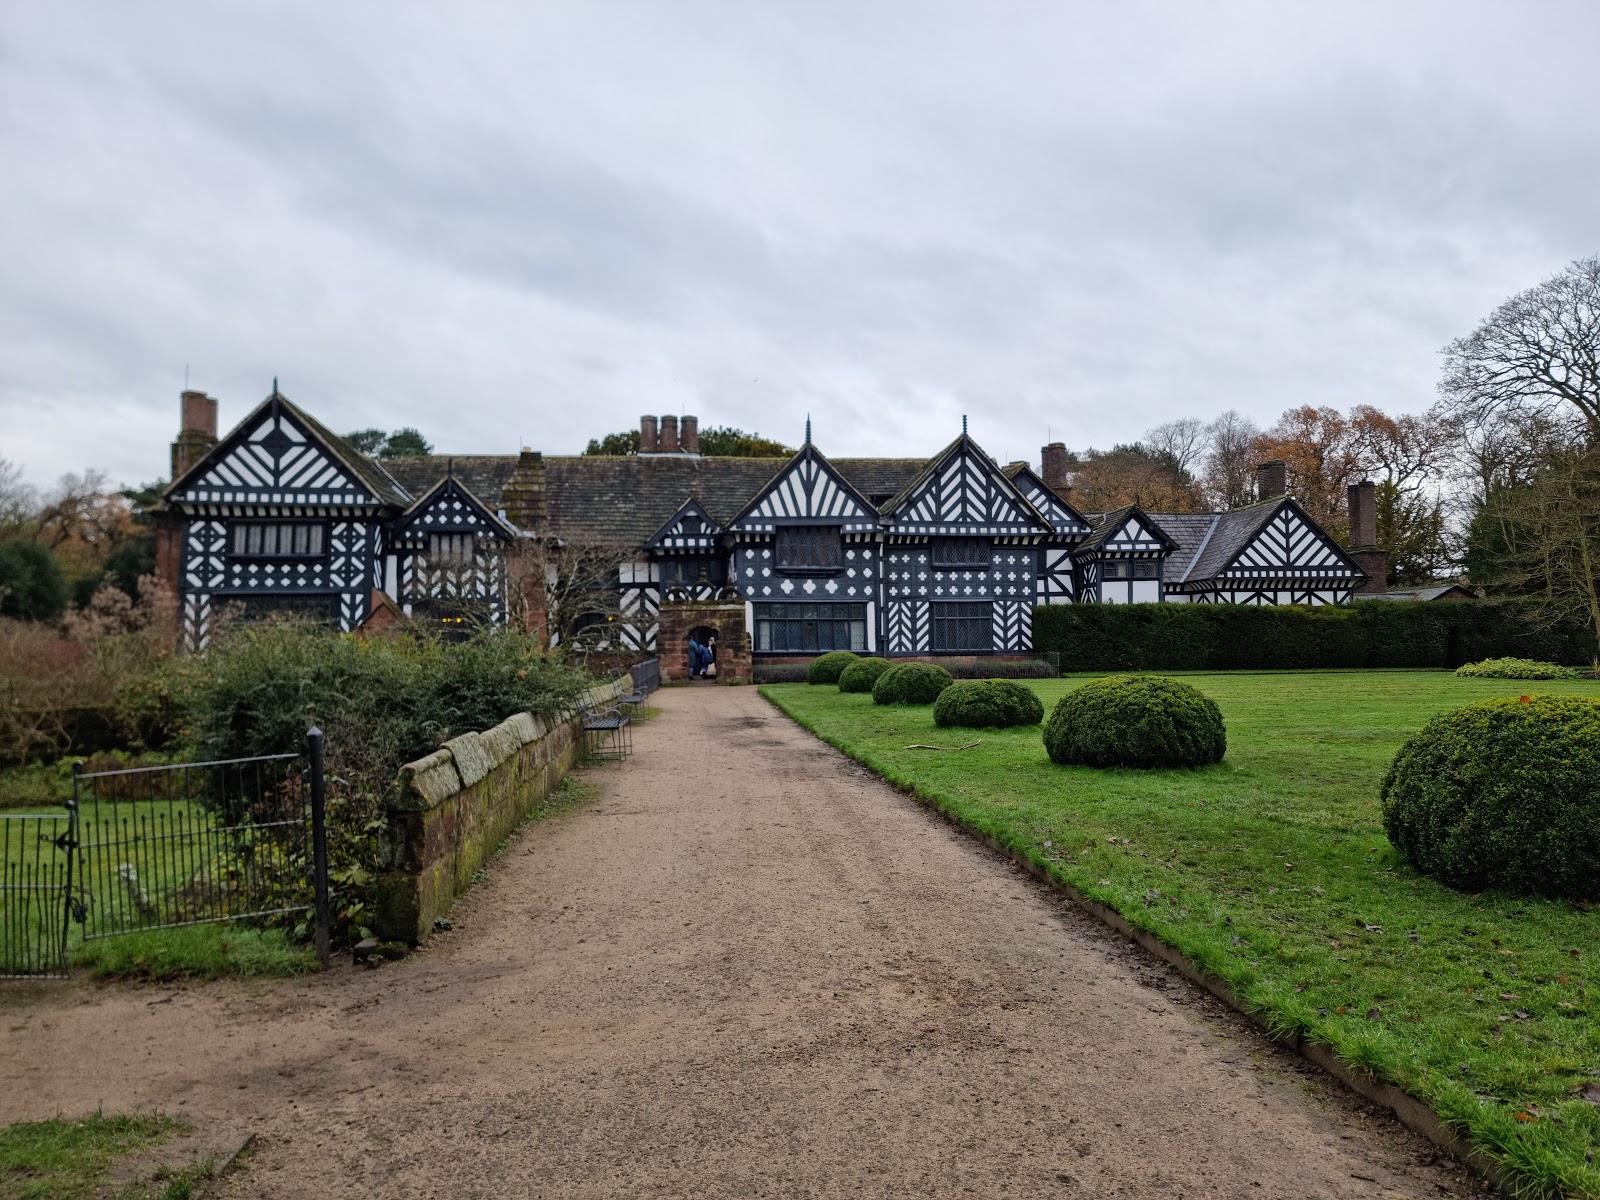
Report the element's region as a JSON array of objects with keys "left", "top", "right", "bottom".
[
  {"left": 687, "top": 633, "right": 703, "bottom": 679},
  {"left": 705, "top": 633, "right": 718, "bottom": 679}
]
